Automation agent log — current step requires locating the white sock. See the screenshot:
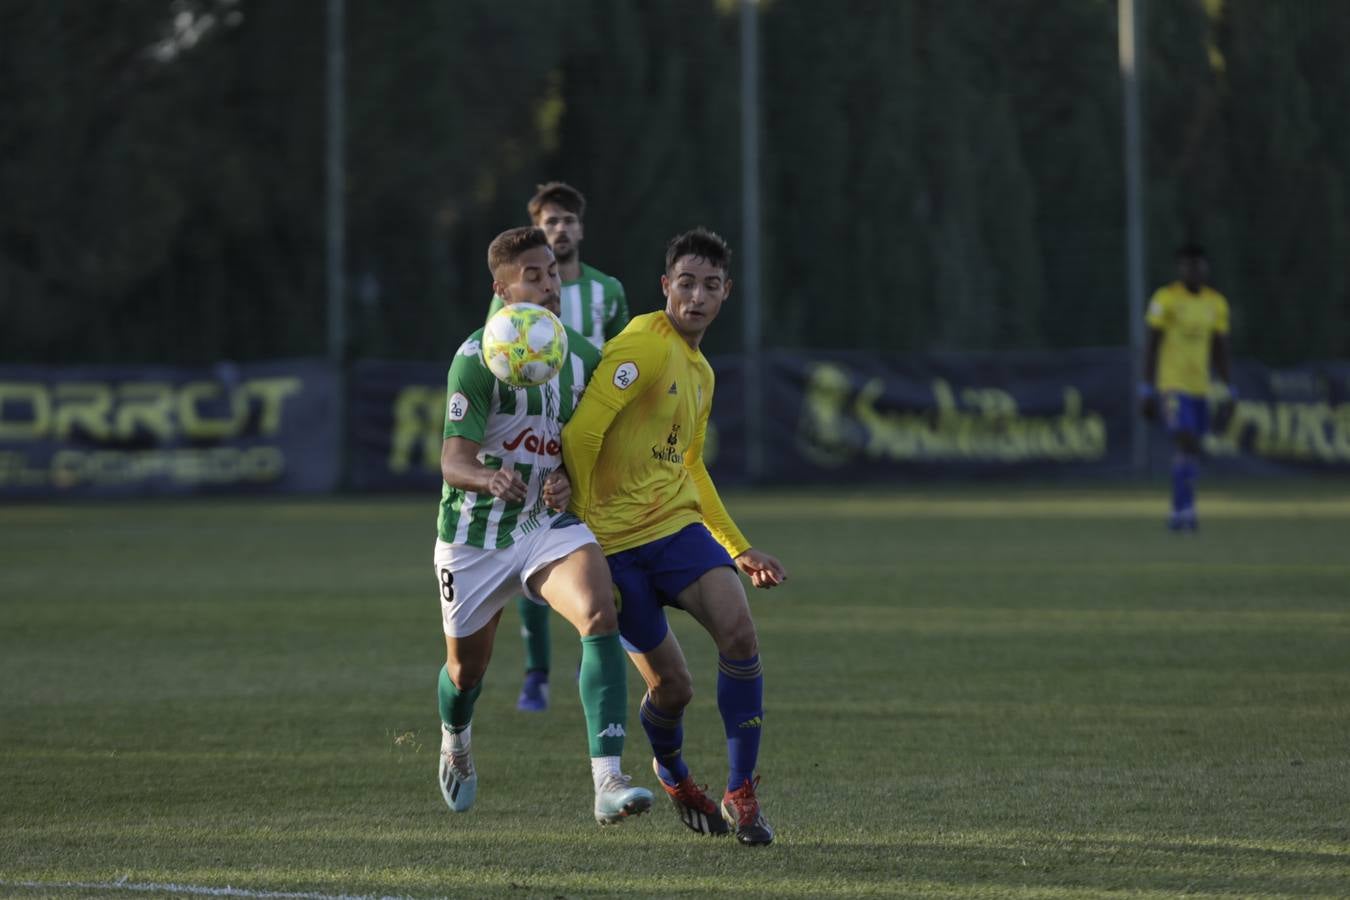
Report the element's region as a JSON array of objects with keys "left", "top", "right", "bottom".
[
  {"left": 590, "top": 755, "right": 622, "bottom": 791},
  {"left": 442, "top": 723, "right": 471, "bottom": 755}
]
